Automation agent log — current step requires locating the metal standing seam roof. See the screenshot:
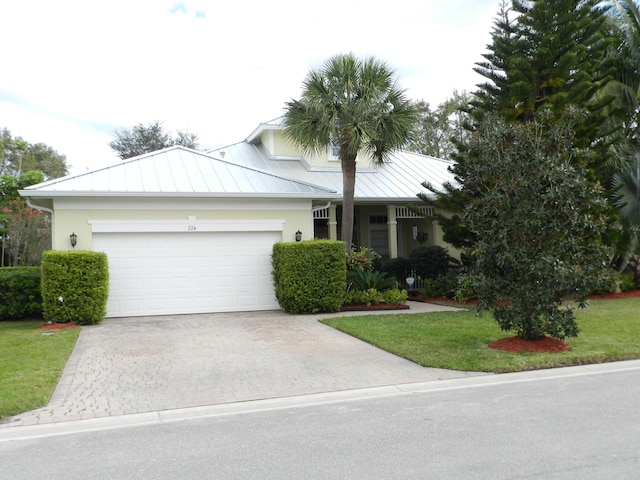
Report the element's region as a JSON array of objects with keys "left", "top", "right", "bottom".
[
  {"left": 210, "top": 141, "right": 457, "bottom": 202},
  {"left": 21, "top": 146, "right": 337, "bottom": 198}
]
